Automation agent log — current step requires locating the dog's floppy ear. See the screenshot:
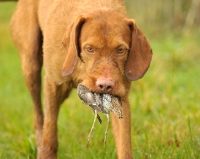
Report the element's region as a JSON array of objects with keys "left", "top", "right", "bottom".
[
  {"left": 62, "top": 17, "right": 85, "bottom": 77},
  {"left": 125, "top": 20, "right": 152, "bottom": 81}
]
